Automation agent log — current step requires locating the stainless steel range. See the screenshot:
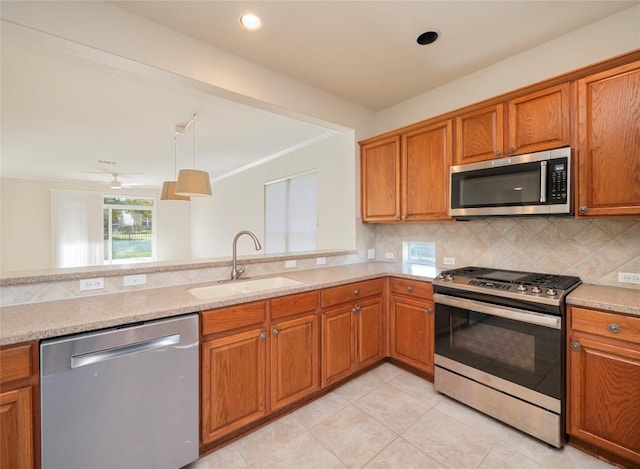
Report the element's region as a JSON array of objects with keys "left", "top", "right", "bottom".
[{"left": 432, "top": 266, "right": 581, "bottom": 448}]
